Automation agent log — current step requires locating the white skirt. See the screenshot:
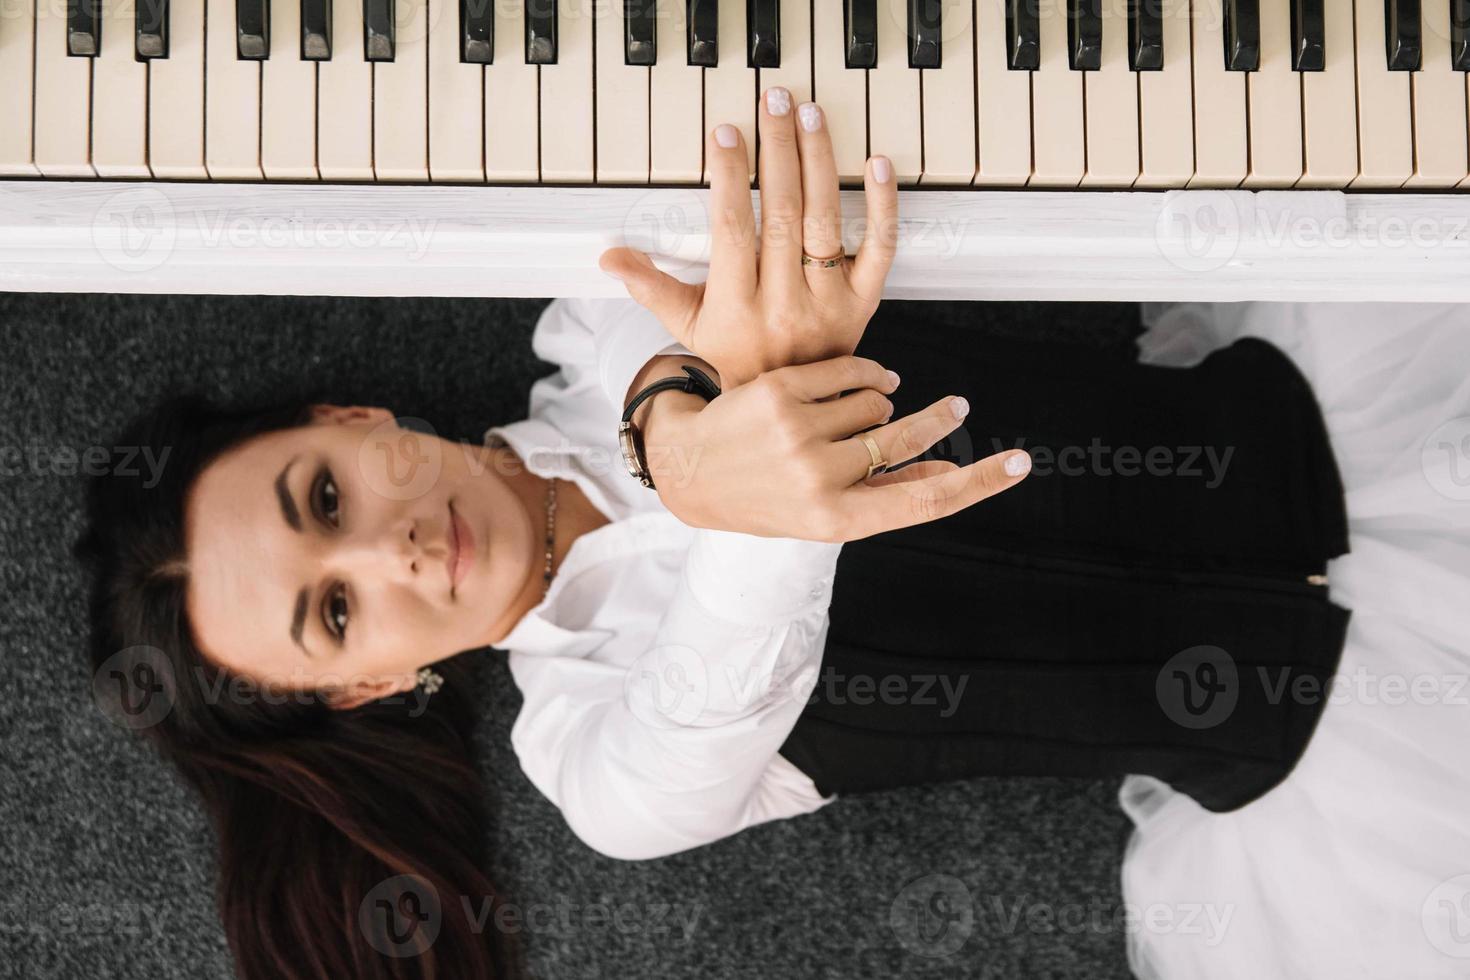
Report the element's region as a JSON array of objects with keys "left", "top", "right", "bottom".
[{"left": 1120, "top": 302, "right": 1470, "bottom": 979}]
